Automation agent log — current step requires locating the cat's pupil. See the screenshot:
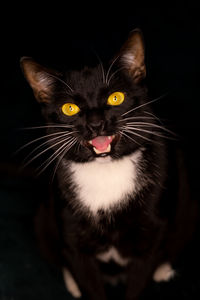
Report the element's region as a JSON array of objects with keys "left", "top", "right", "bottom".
[
  {"left": 114, "top": 96, "right": 117, "bottom": 101},
  {"left": 69, "top": 105, "right": 73, "bottom": 111}
]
